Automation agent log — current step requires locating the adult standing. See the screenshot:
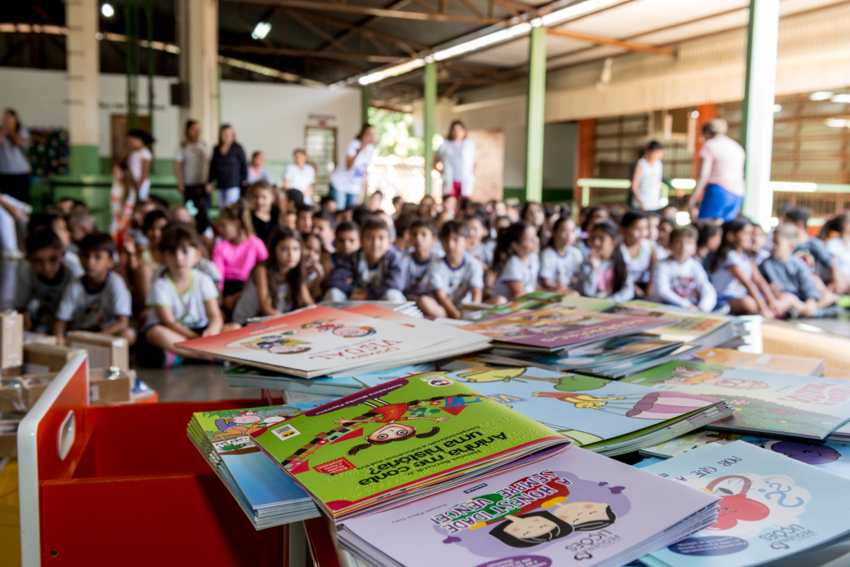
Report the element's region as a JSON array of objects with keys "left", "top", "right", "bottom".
[
  {"left": 0, "top": 109, "right": 32, "bottom": 202},
  {"left": 284, "top": 149, "right": 316, "bottom": 198},
  {"left": 174, "top": 119, "right": 213, "bottom": 233},
  {"left": 329, "top": 124, "right": 377, "bottom": 210},
  {"left": 208, "top": 123, "right": 248, "bottom": 208},
  {"left": 434, "top": 120, "right": 477, "bottom": 200},
  {"left": 630, "top": 140, "right": 671, "bottom": 212},
  {"left": 247, "top": 151, "right": 273, "bottom": 185},
  {"left": 689, "top": 119, "right": 746, "bottom": 223}
]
